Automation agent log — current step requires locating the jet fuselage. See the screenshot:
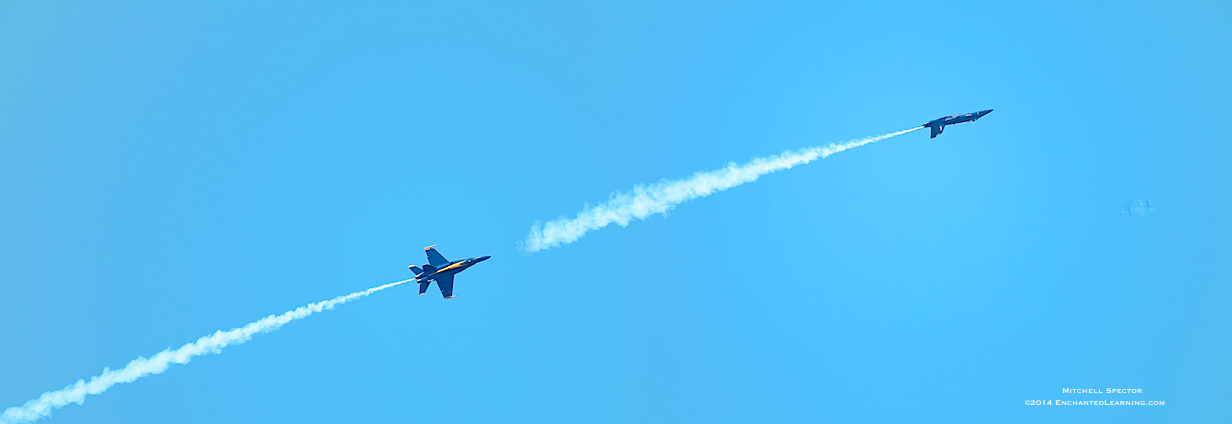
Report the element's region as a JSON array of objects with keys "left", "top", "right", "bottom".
[
  {"left": 923, "top": 109, "right": 993, "bottom": 138},
  {"left": 408, "top": 245, "right": 489, "bottom": 299},
  {"left": 416, "top": 256, "right": 490, "bottom": 280}
]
